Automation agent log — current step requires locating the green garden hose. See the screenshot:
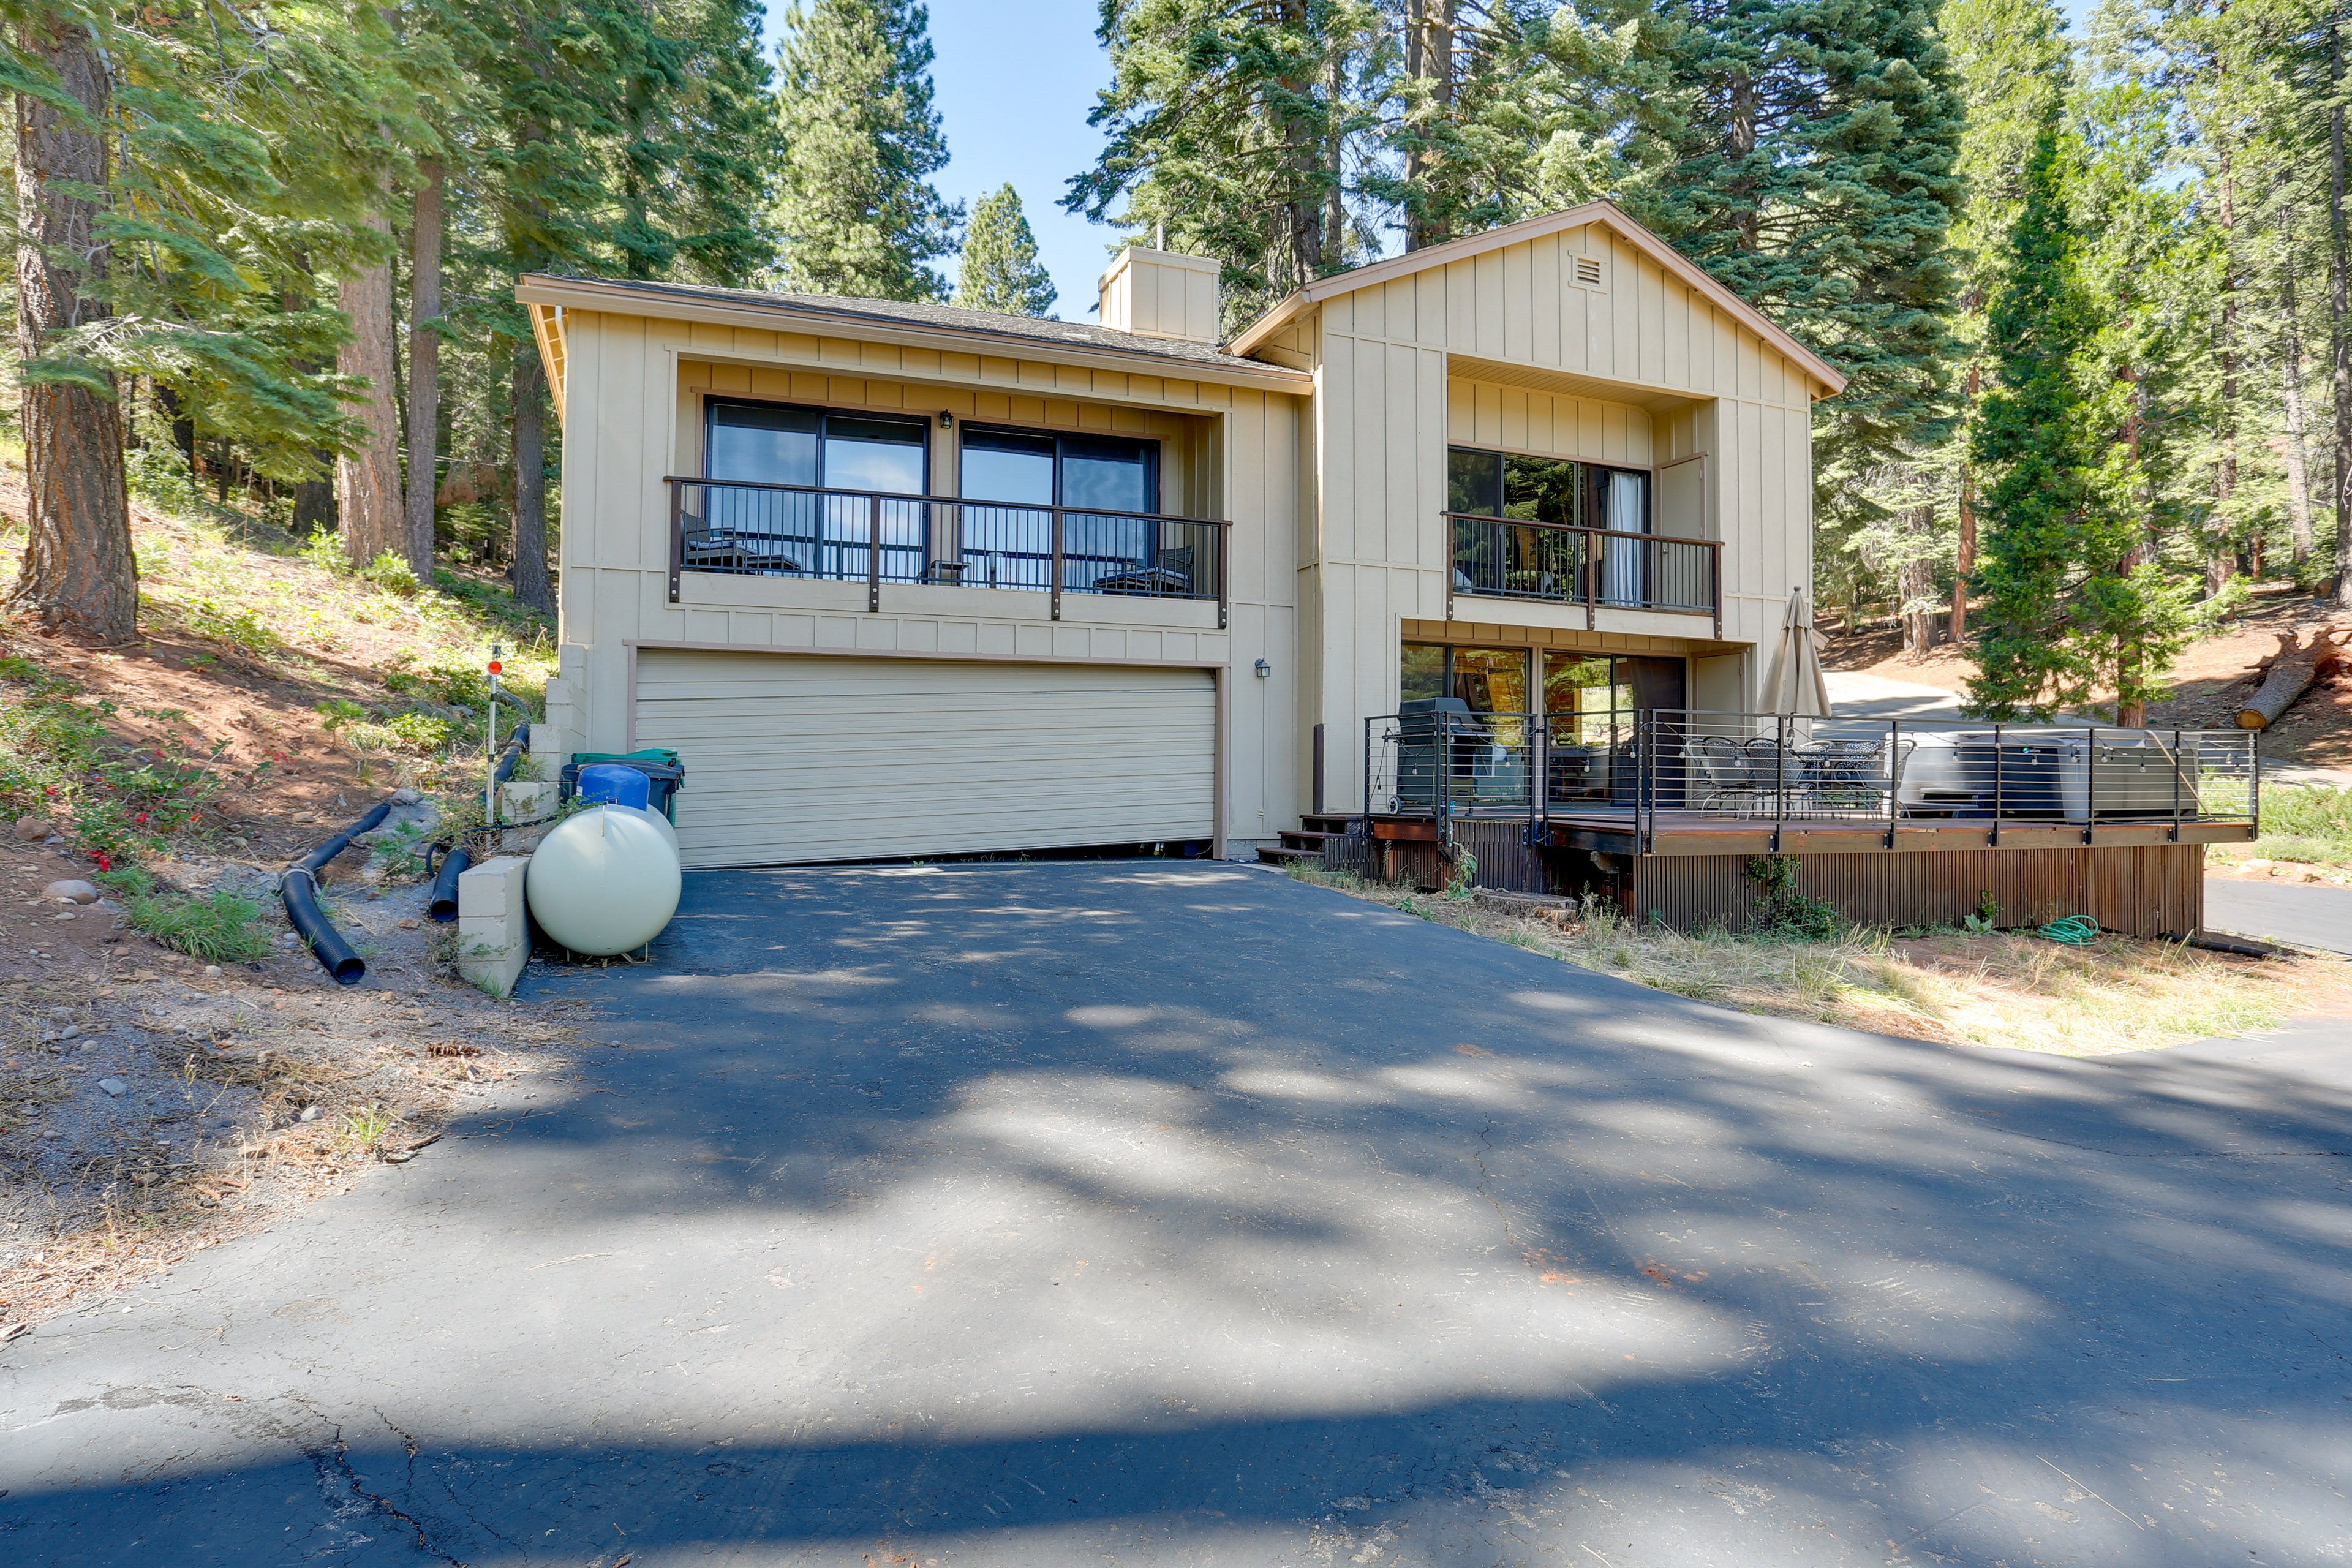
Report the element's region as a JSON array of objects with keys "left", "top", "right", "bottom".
[{"left": 2038, "top": 915, "right": 2100, "bottom": 946}]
